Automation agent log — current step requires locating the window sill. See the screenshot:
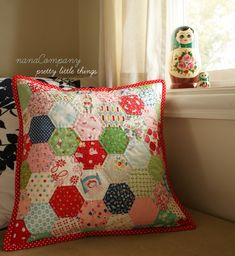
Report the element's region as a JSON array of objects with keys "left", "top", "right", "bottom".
[{"left": 165, "top": 86, "right": 235, "bottom": 120}]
